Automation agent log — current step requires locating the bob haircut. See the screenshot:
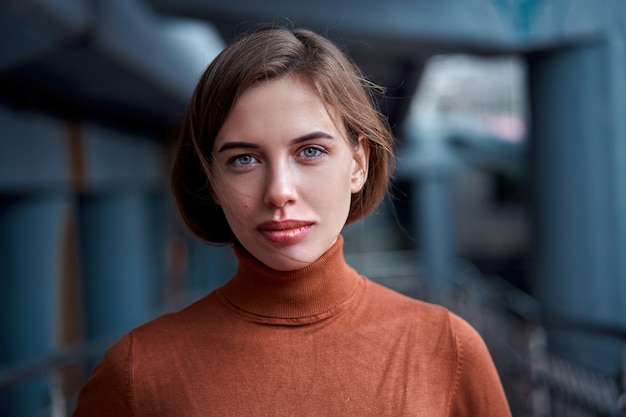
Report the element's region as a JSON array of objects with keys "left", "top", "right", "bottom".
[{"left": 171, "top": 25, "right": 395, "bottom": 244}]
